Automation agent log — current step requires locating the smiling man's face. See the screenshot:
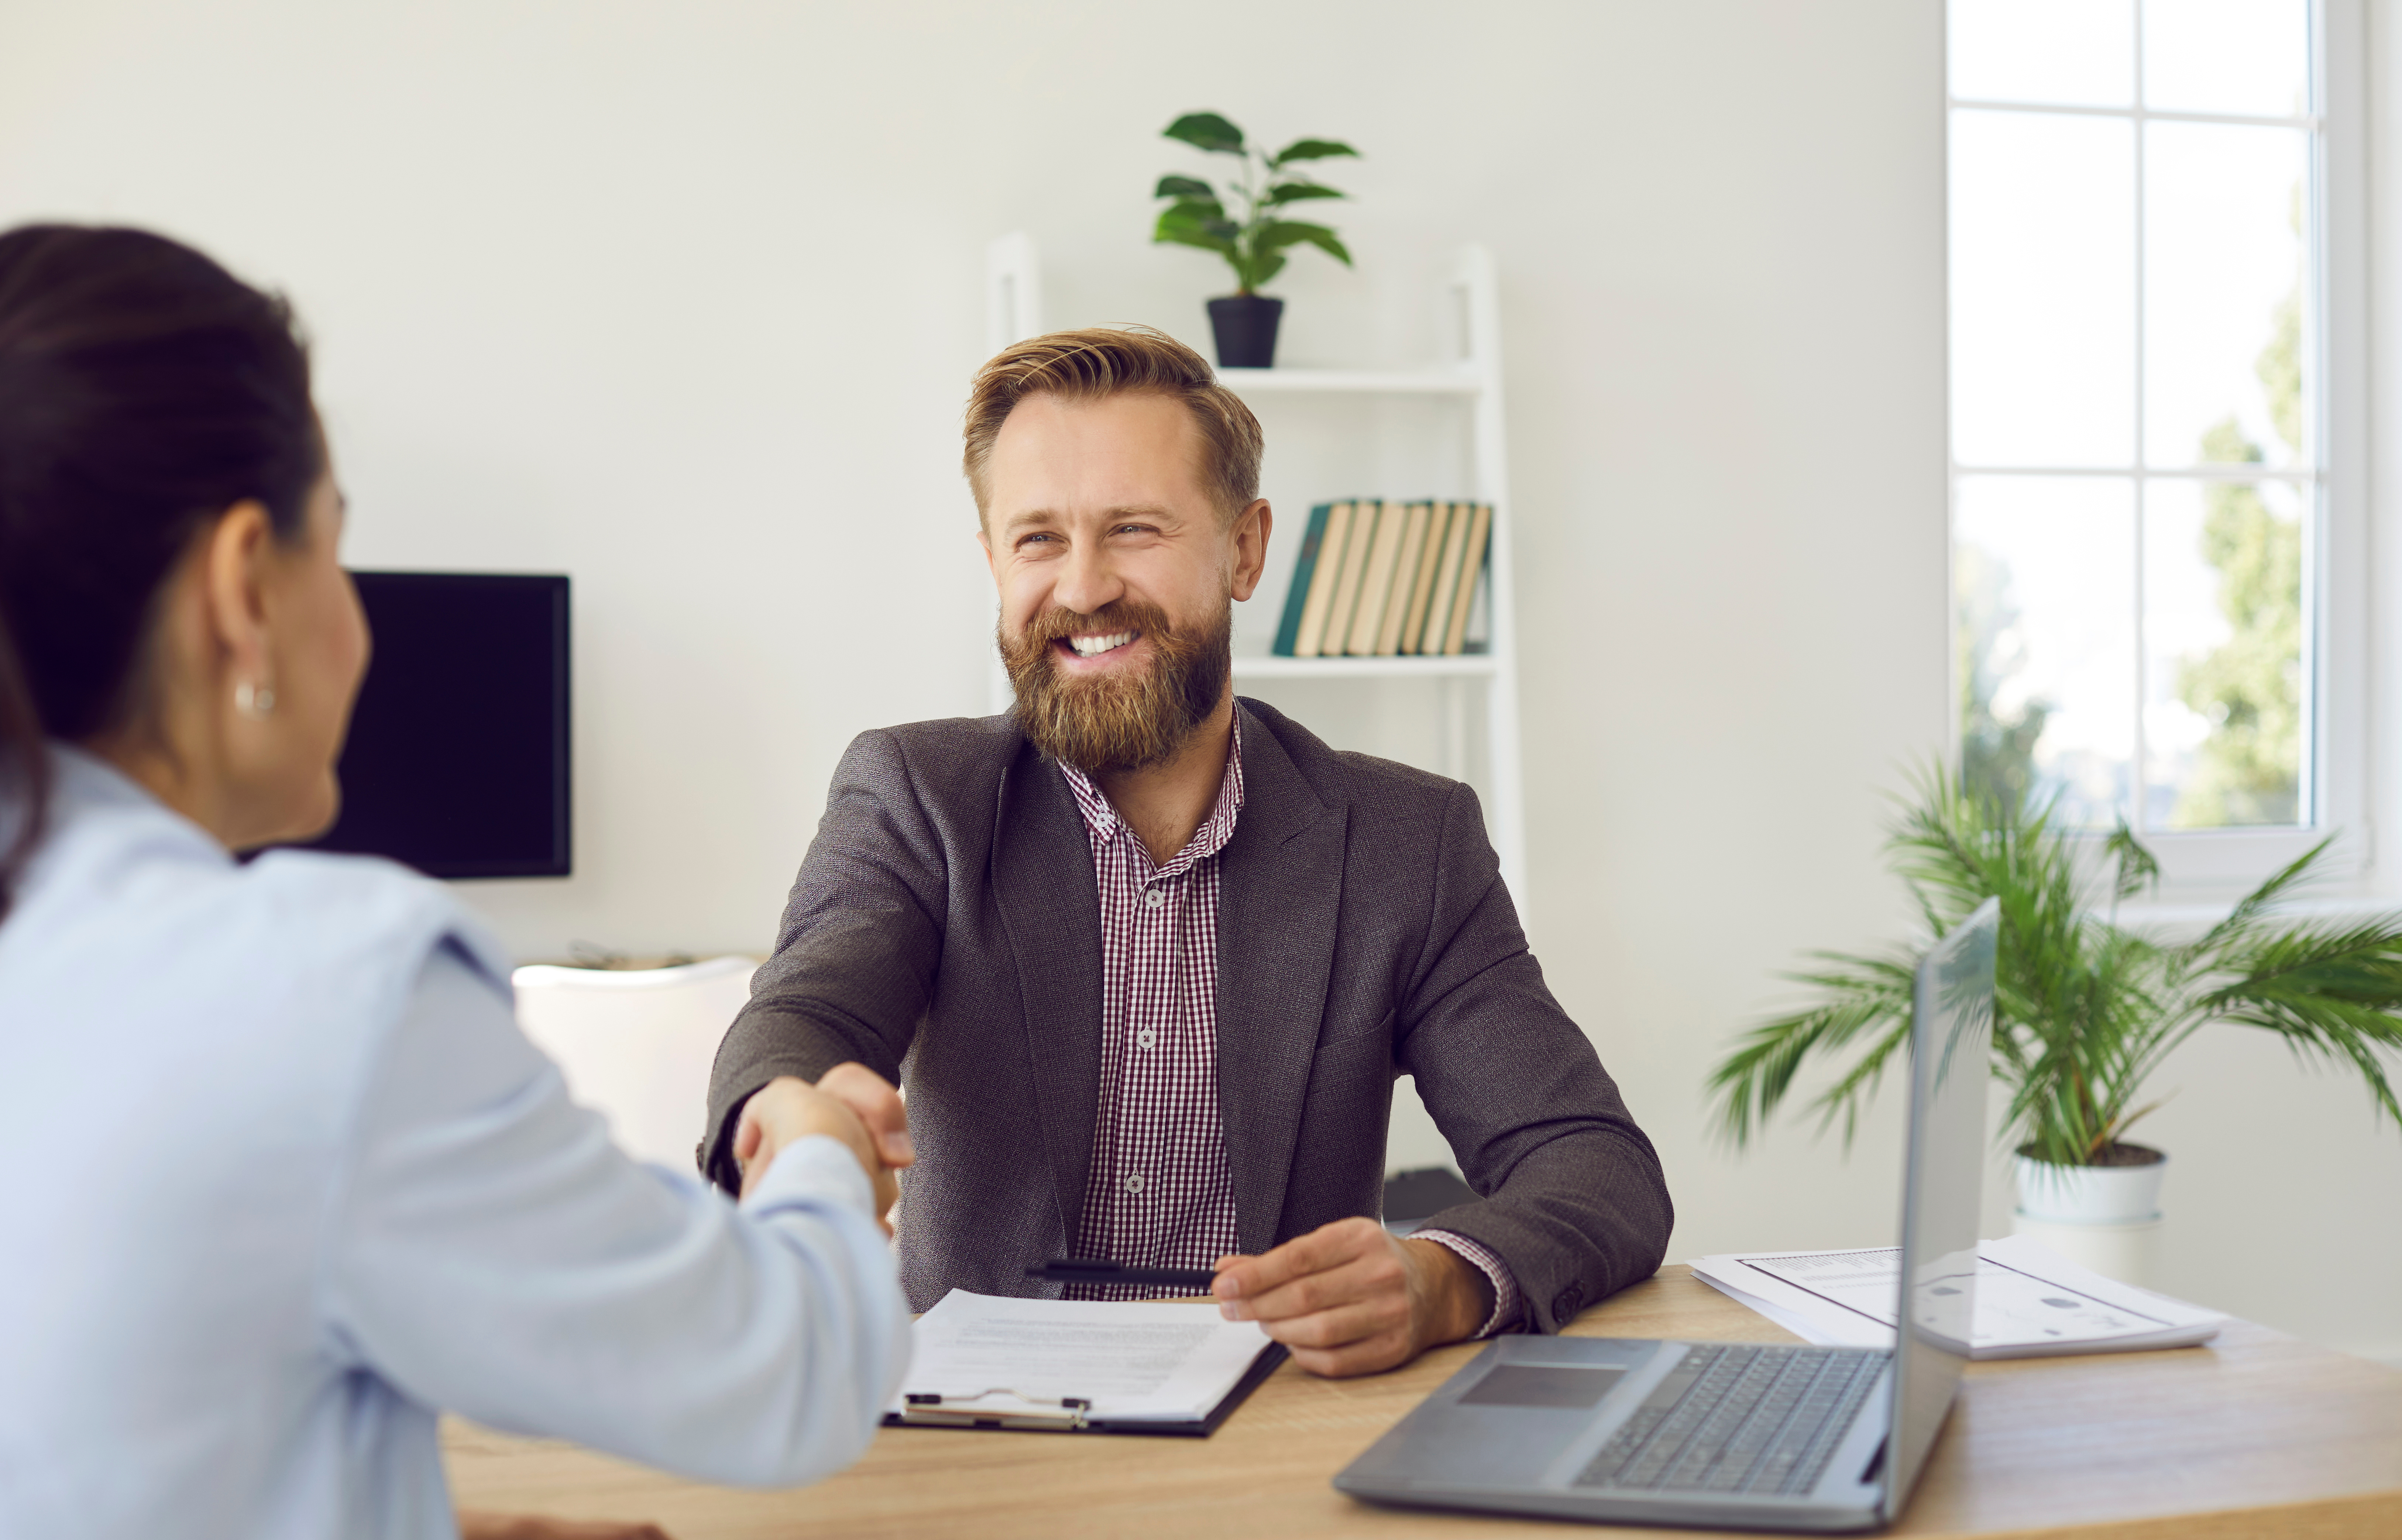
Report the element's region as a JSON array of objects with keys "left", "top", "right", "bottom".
[{"left": 979, "top": 389, "right": 1269, "bottom": 773}]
